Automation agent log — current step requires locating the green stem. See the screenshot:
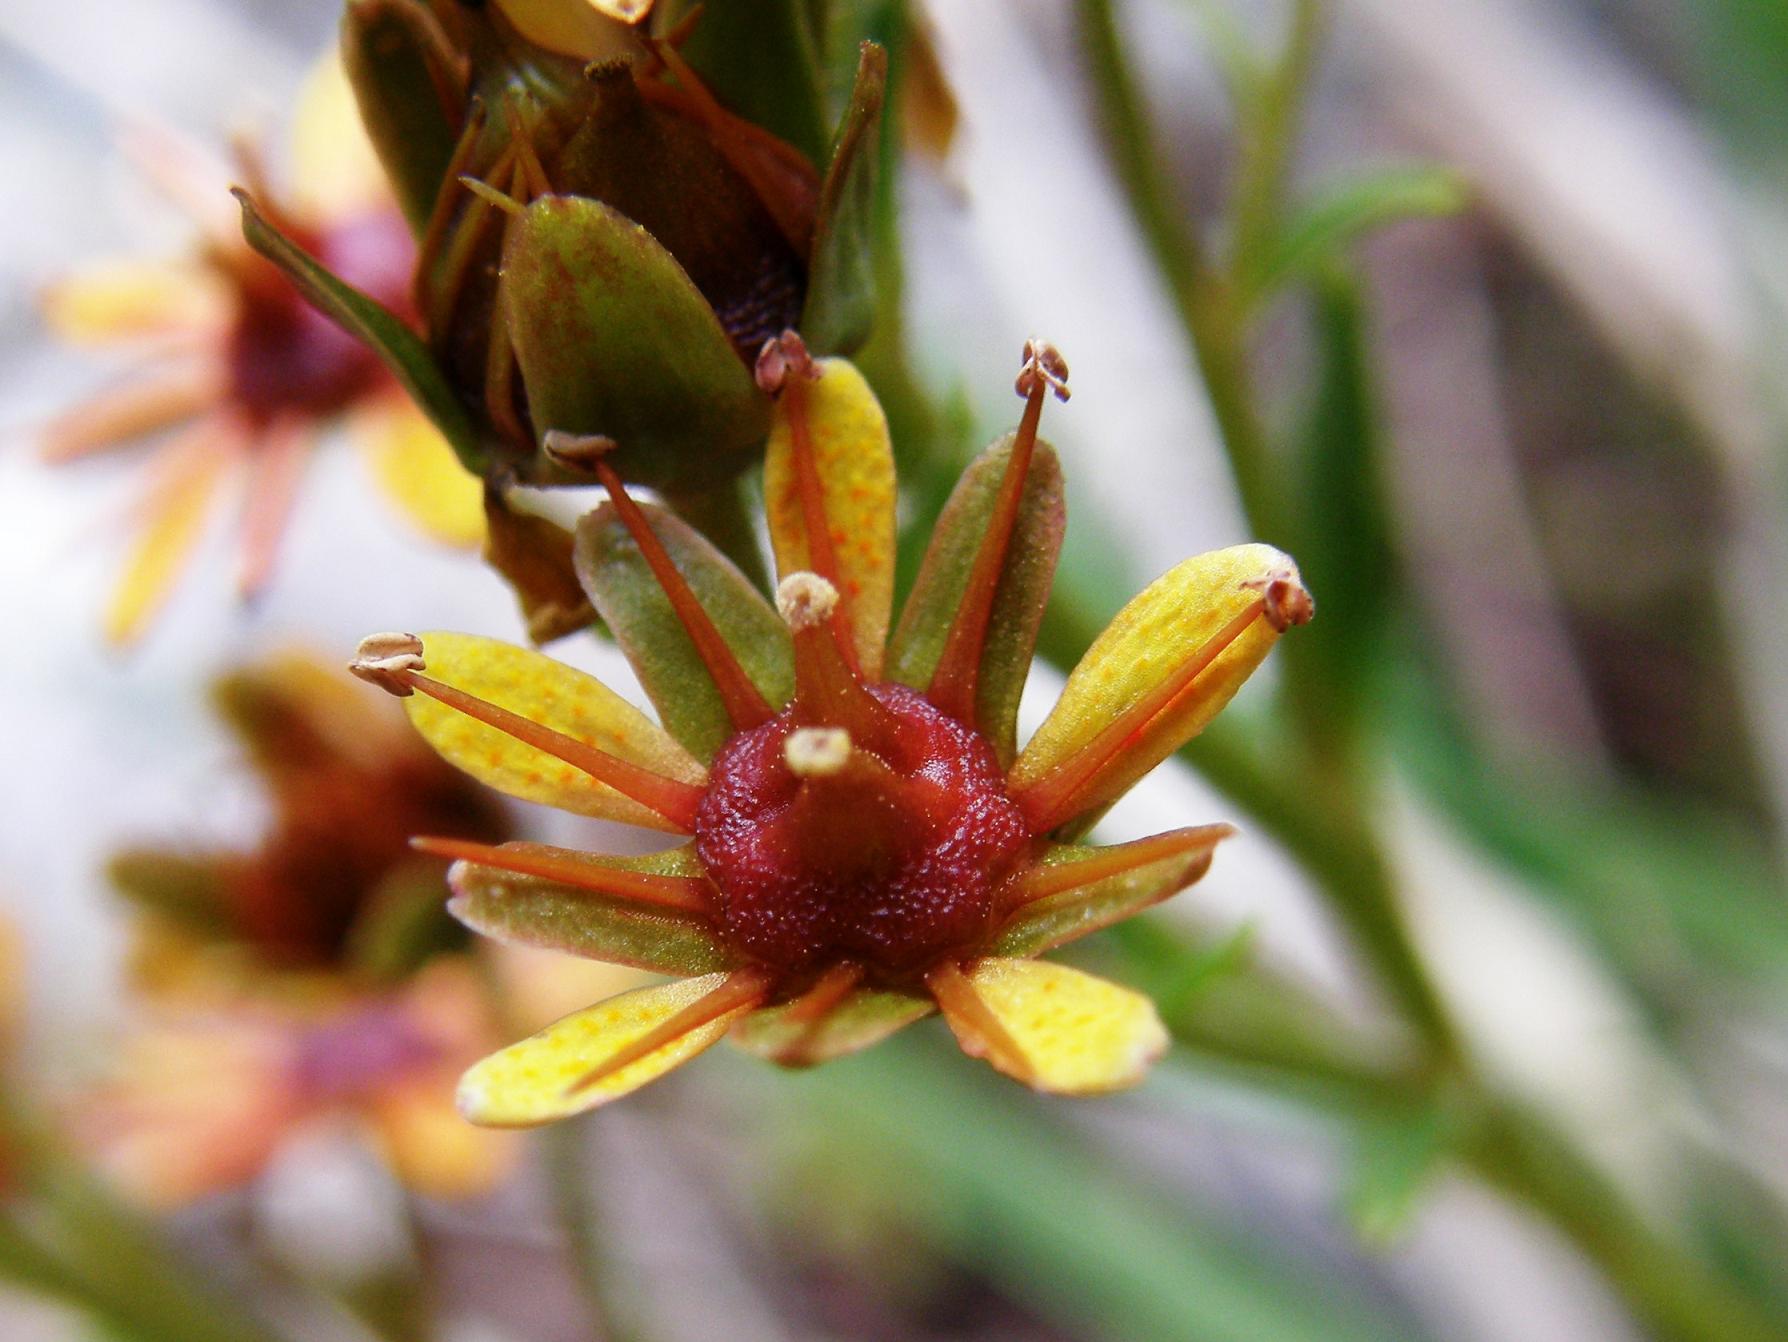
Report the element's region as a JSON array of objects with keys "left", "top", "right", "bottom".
[
  {"left": 1227, "top": 0, "right": 1323, "bottom": 289},
  {"left": 540, "top": 1120, "right": 649, "bottom": 1342}
]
